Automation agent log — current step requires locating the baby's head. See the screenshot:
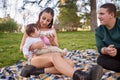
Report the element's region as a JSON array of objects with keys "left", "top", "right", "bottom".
[{"left": 26, "top": 23, "right": 40, "bottom": 37}]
